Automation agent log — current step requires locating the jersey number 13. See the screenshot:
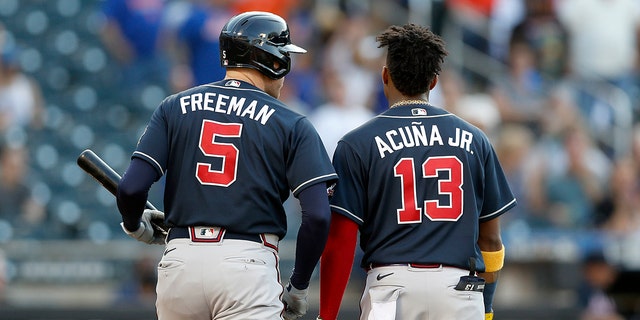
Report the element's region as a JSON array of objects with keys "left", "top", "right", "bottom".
[{"left": 394, "top": 156, "right": 463, "bottom": 223}]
